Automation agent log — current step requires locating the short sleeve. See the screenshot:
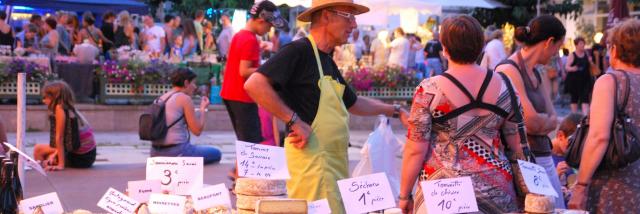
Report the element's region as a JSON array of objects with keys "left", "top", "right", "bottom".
[
  {"left": 257, "top": 40, "right": 302, "bottom": 89},
  {"left": 407, "top": 80, "right": 437, "bottom": 143},
  {"left": 240, "top": 35, "right": 260, "bottom": 61}
]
